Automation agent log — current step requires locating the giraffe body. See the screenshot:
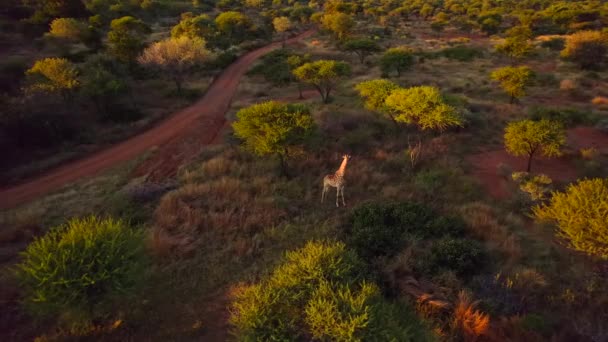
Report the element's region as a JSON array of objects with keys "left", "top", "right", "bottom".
[{"left": 321, "top": 155, "right": 350, "bottom": 207}]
